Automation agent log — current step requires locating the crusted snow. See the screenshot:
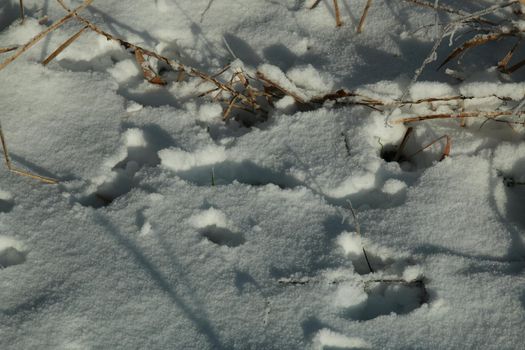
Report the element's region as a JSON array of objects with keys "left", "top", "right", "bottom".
[{"left": 0, "top": 0, "right": 524, "bottom": 349}]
